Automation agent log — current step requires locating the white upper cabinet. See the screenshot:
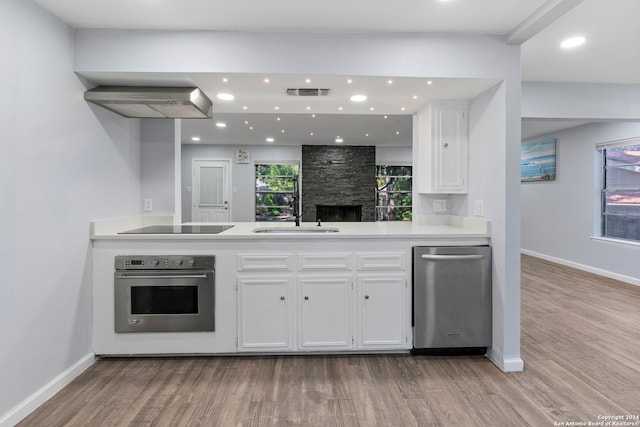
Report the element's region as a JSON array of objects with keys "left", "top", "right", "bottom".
[{"left": 417, "top": 101, "right": 469, "bottom": 194}]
